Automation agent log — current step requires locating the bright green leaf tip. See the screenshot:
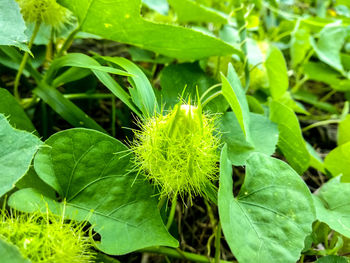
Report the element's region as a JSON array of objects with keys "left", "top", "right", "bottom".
[
  {"left": 132, "top": 102, "right": 220, "bottom": 202},
  {"left": 0, "top": 207, "right": 96, "bottom": 262}
]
